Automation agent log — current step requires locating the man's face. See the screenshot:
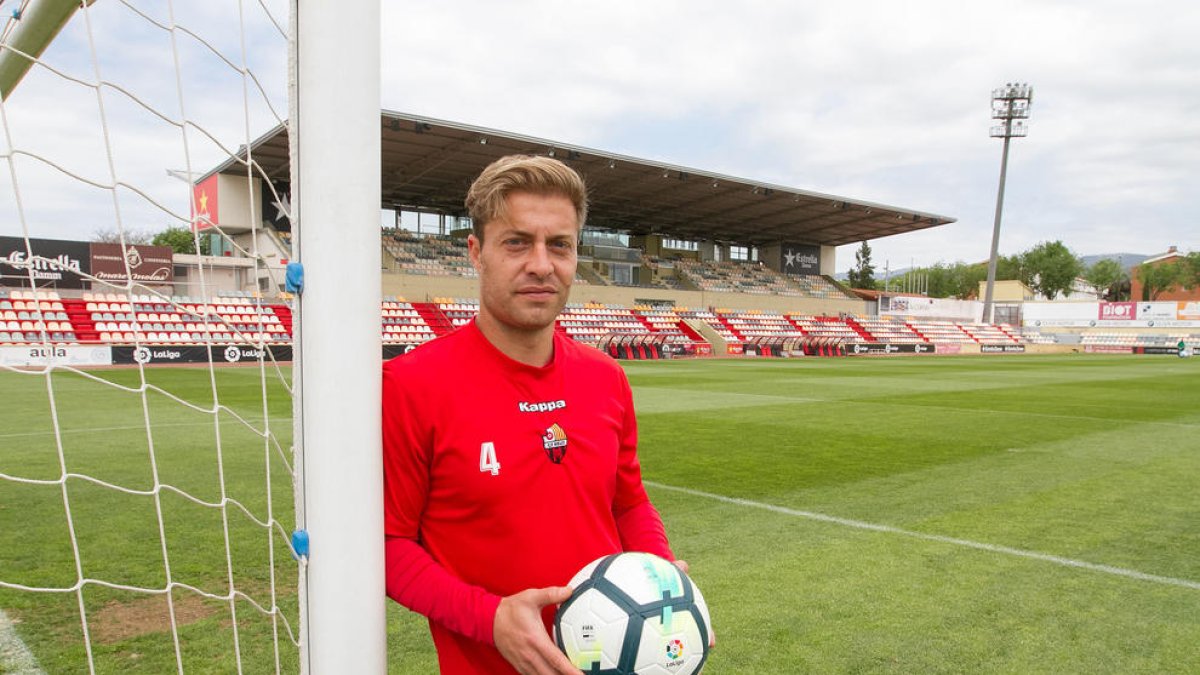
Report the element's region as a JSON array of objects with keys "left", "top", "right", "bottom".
[{"left": 468, "top": 191, "right": 578, "bottom": 336}]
